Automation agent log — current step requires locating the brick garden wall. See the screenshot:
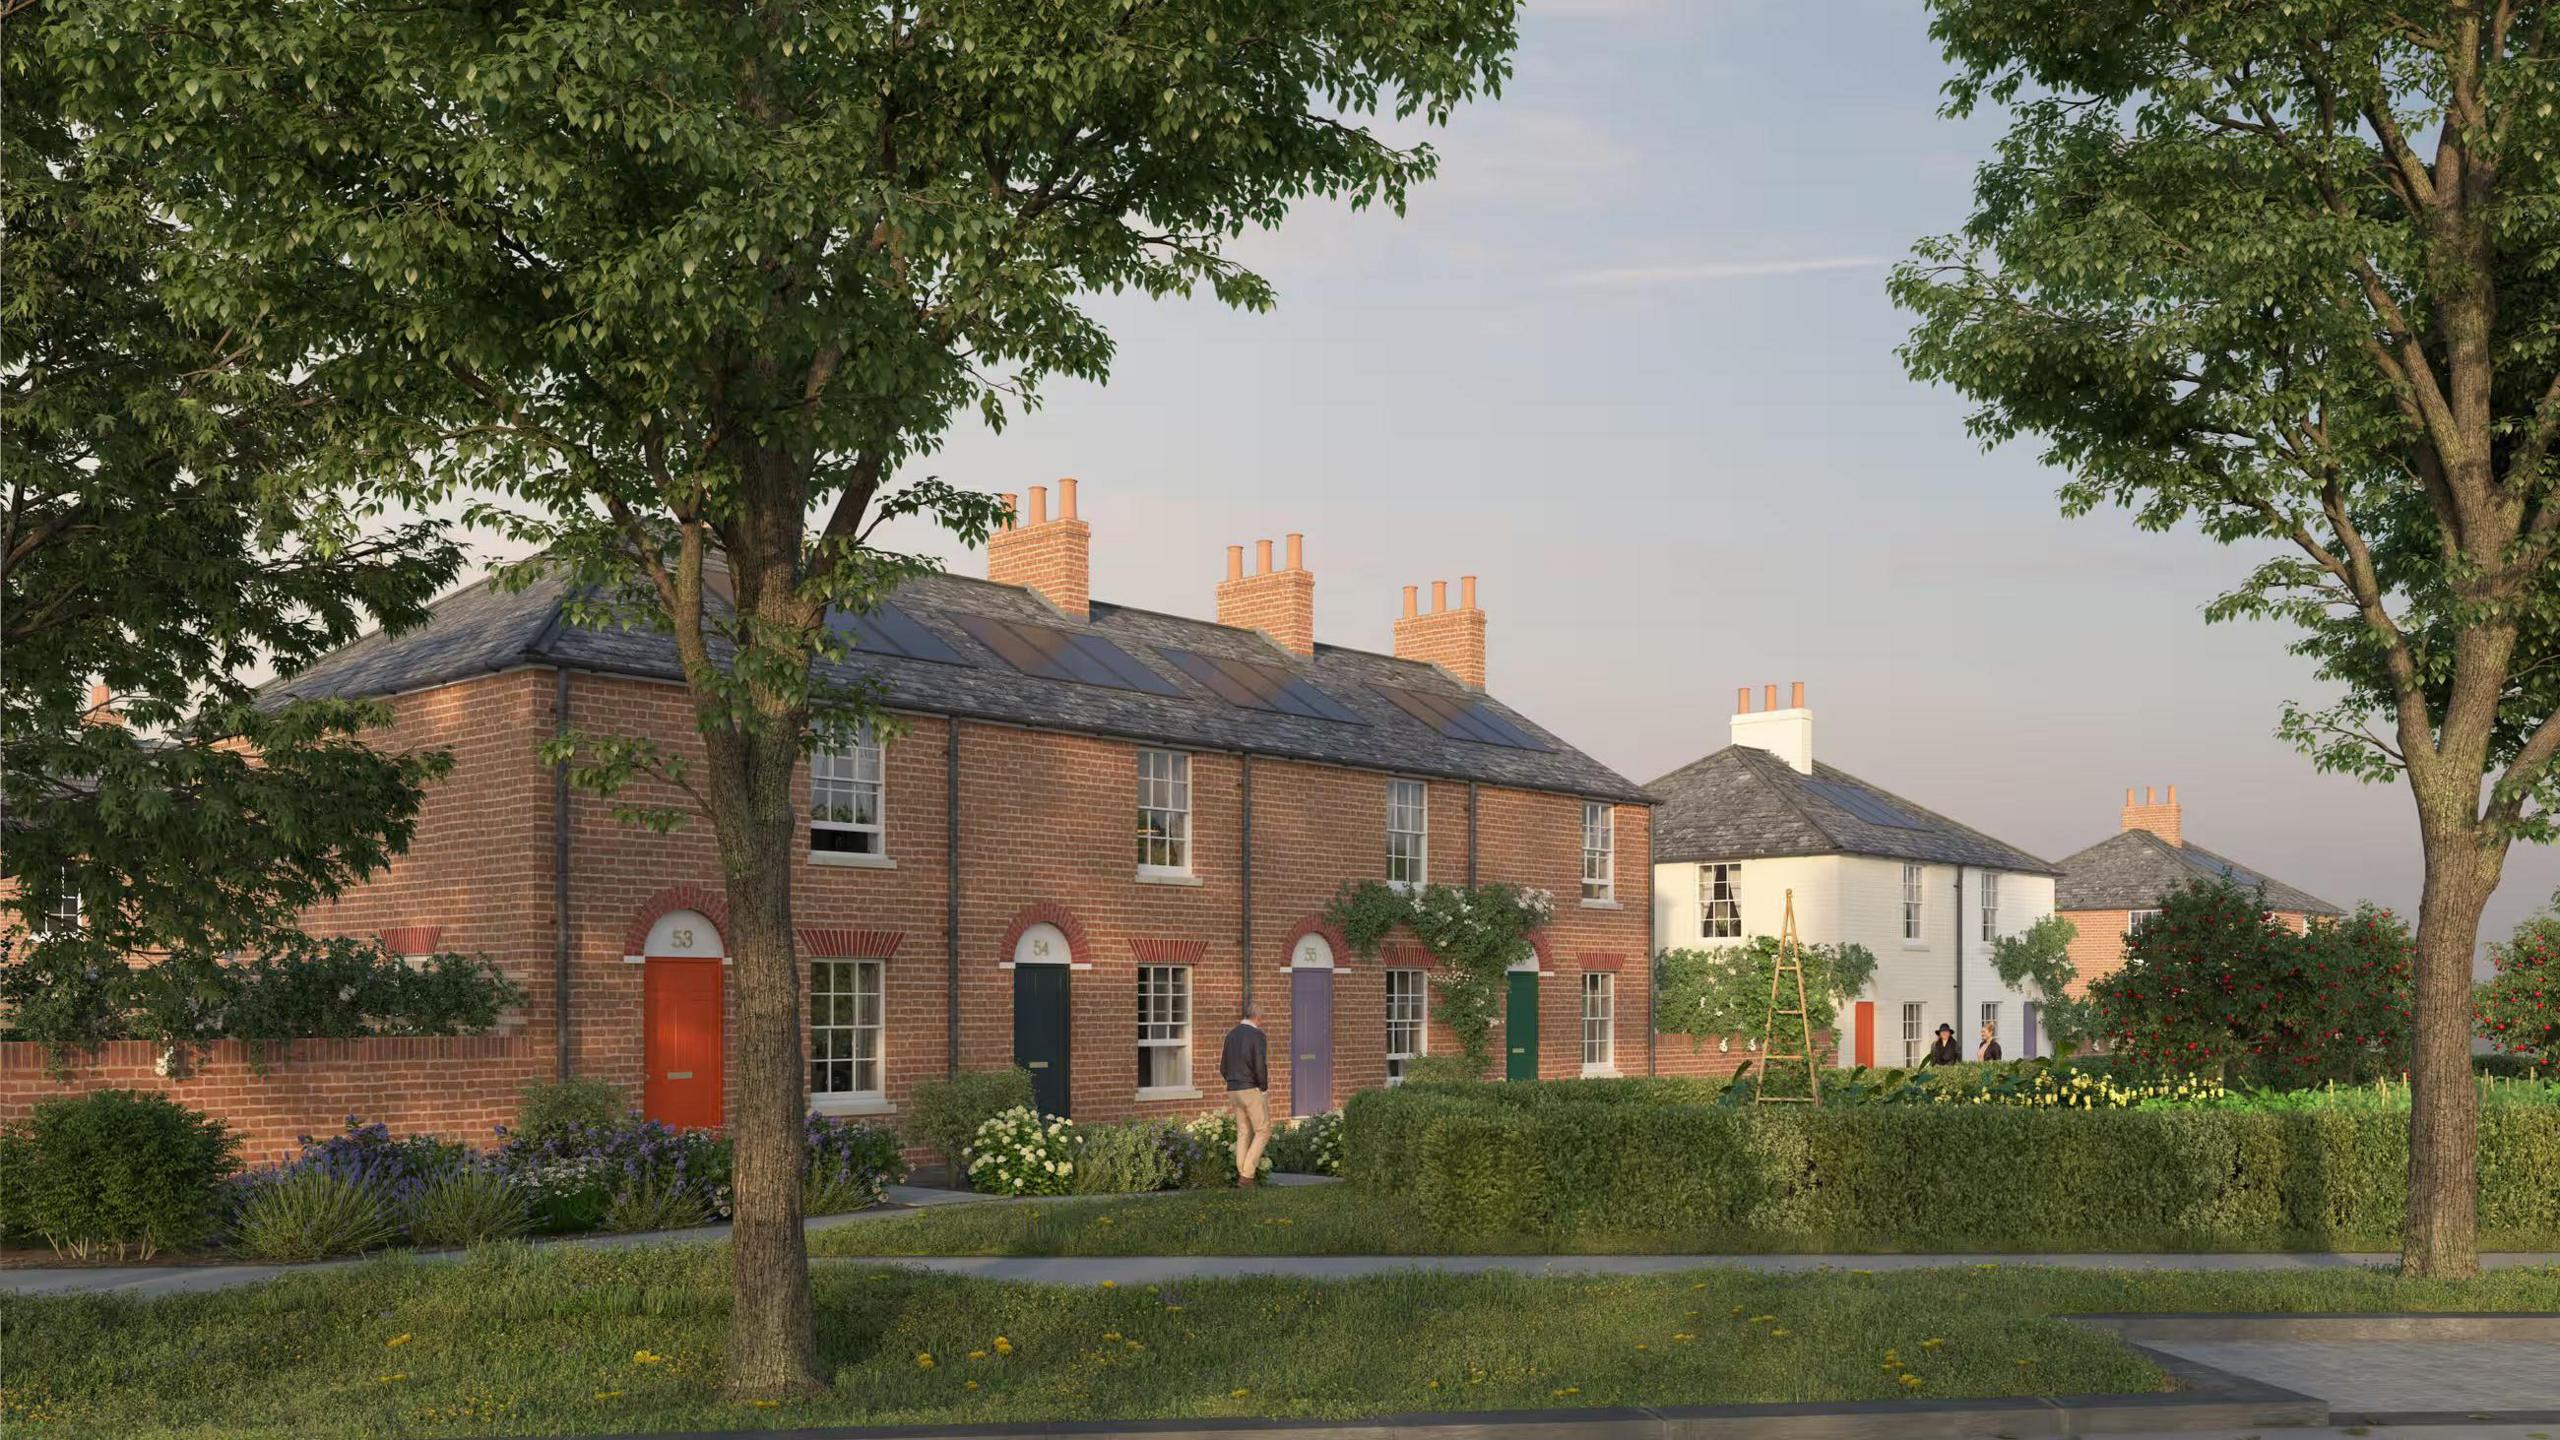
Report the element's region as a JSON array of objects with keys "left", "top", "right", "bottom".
[{"left": 0, "top": 1038, "right": 548, "bottom": 1162}]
